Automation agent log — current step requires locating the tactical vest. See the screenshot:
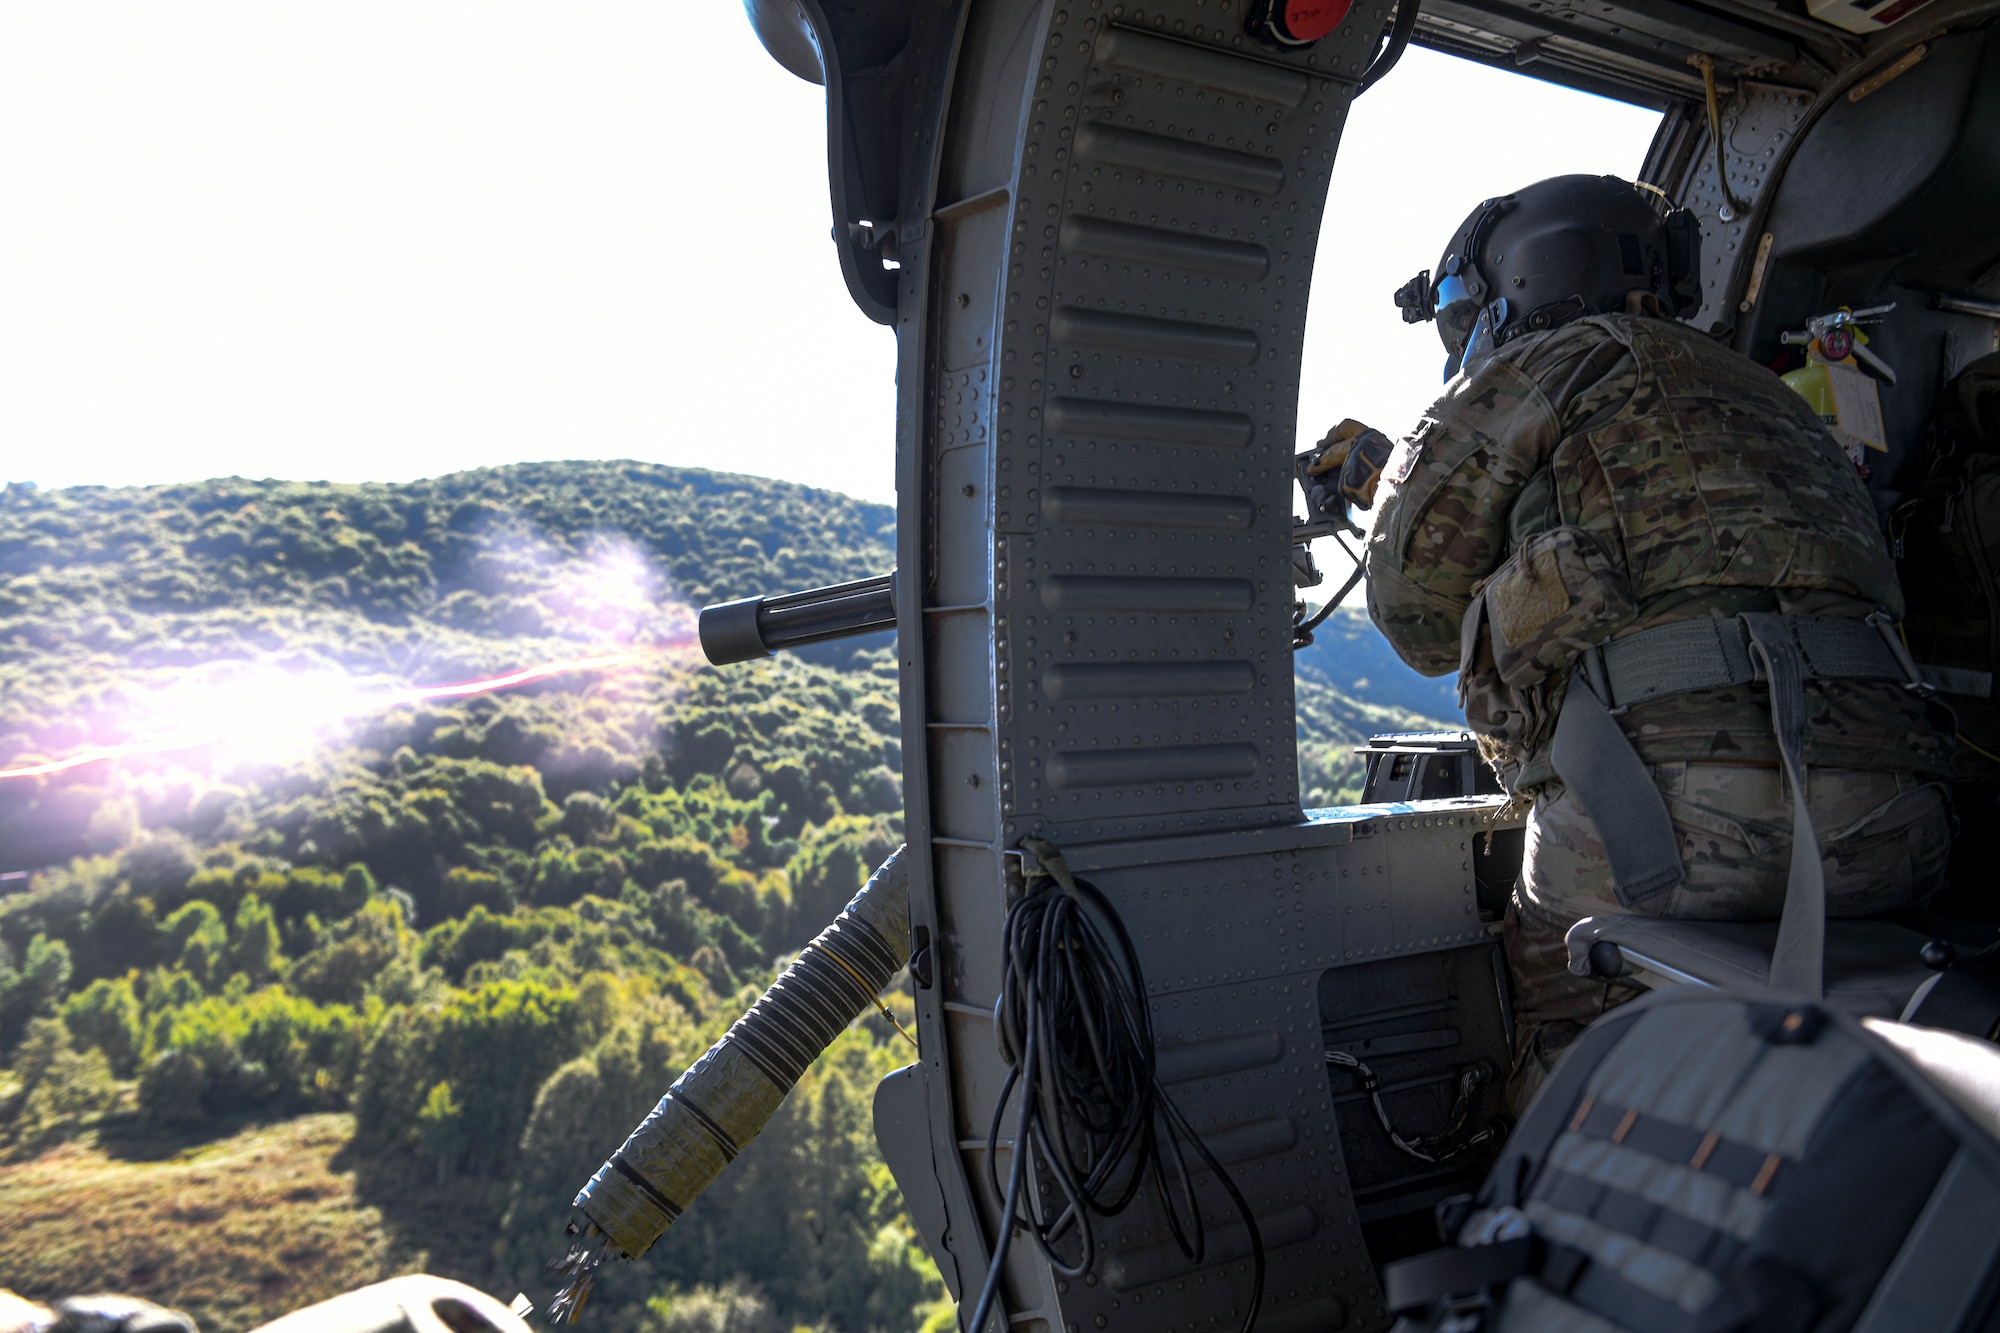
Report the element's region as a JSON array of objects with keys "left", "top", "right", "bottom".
[
  {"left": 1461, "top": 317, "right": 1931, "bottom": 969},
  {"left": 1556, "top": 315, "right": 1899, "bottom": 615},
  {"left": 1462, "top": 316, "right": 1904, "bottom": 777}
]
